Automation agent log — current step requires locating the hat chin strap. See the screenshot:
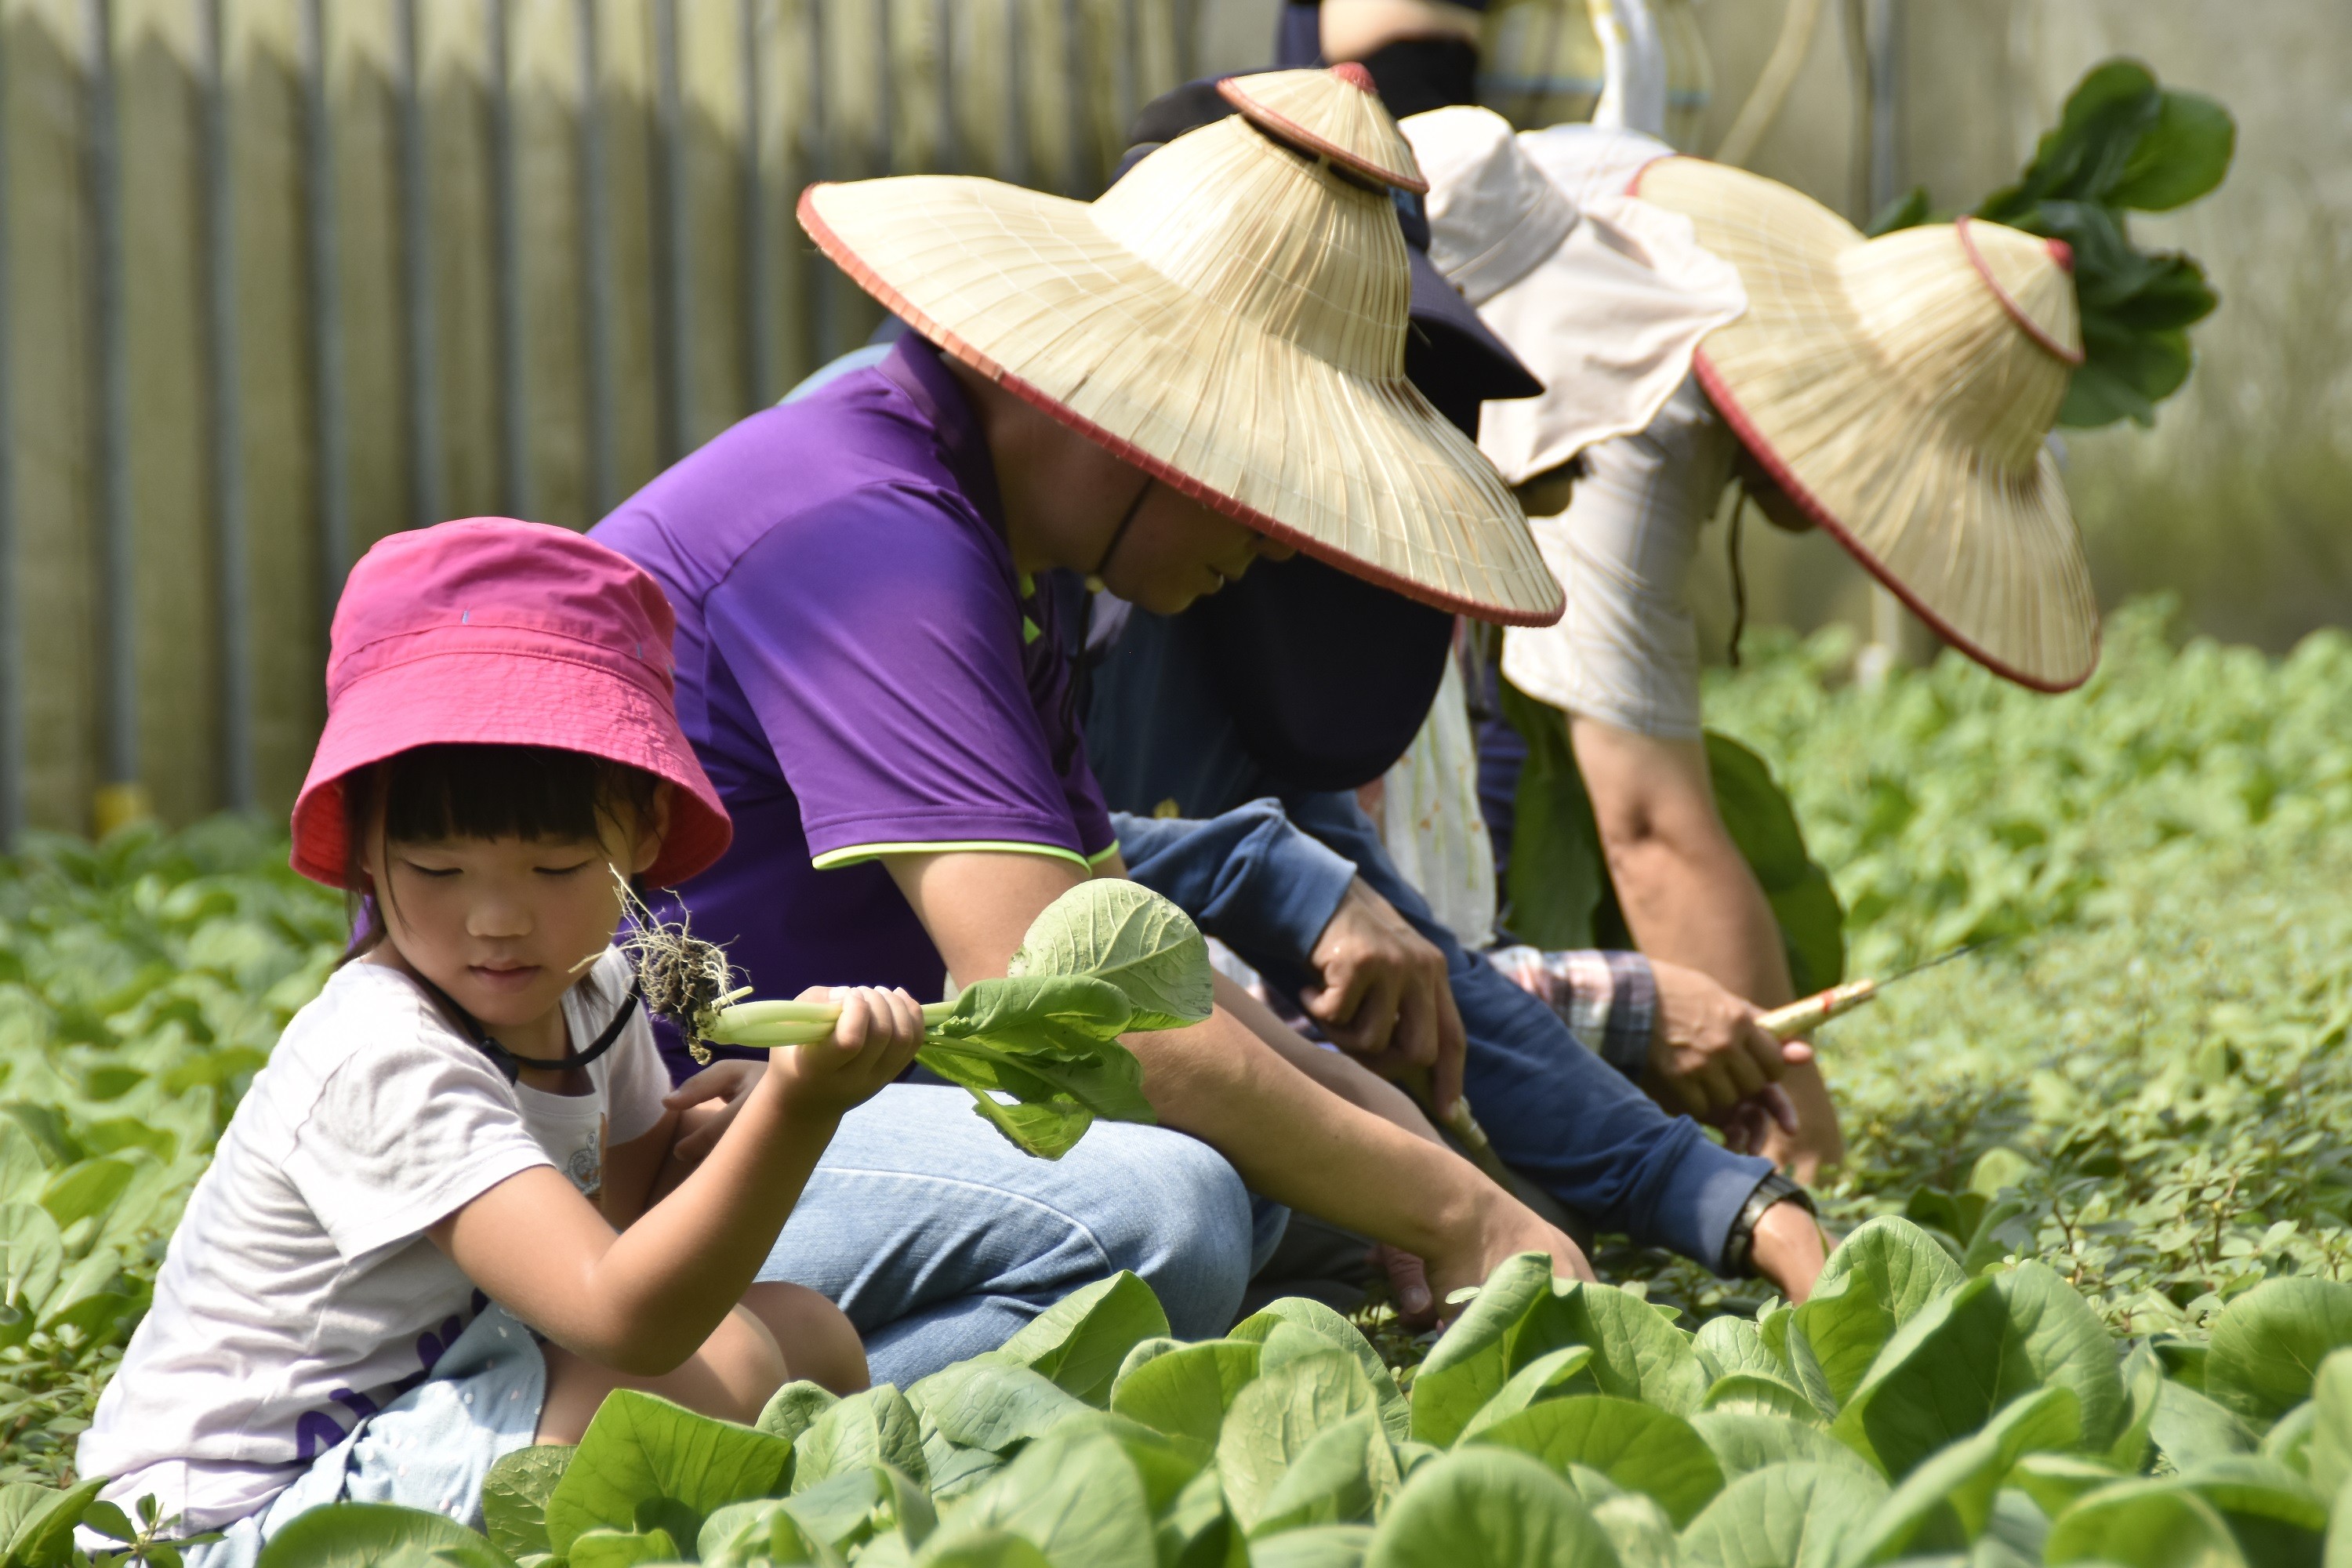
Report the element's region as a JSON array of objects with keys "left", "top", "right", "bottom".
[{"left": 1086, "top": 477, "right": 1156, "bottom": 593}]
